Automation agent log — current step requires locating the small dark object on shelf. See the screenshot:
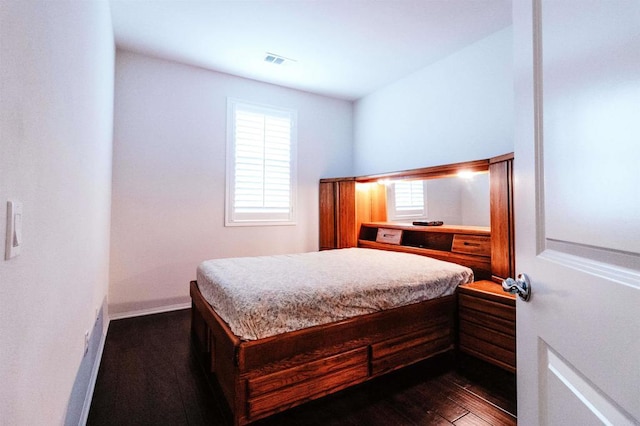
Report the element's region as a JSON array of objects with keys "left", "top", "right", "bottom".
[{"left": 412, "top": 221, "right": 444, "bottom": 226}]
